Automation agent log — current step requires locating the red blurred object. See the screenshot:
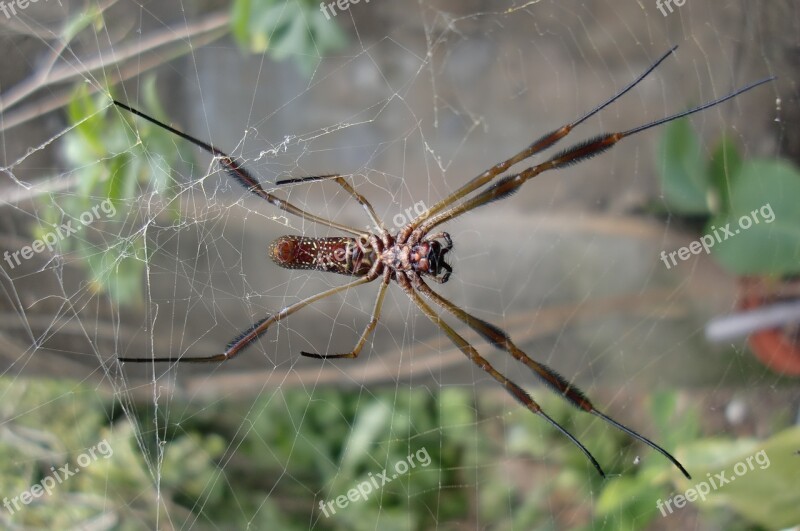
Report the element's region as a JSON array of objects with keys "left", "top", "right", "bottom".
[{"left": 738, "top": 277, "right": 800, "bottom": 375}]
